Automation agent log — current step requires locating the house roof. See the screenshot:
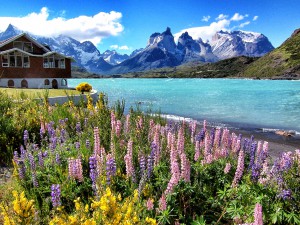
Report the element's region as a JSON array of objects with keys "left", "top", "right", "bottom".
[
  {"left": 0, "top": 33, "right": 50, "bottom": 52},
  {"left": 0, "top": 33, "right": 75, "bottom": 61}
]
